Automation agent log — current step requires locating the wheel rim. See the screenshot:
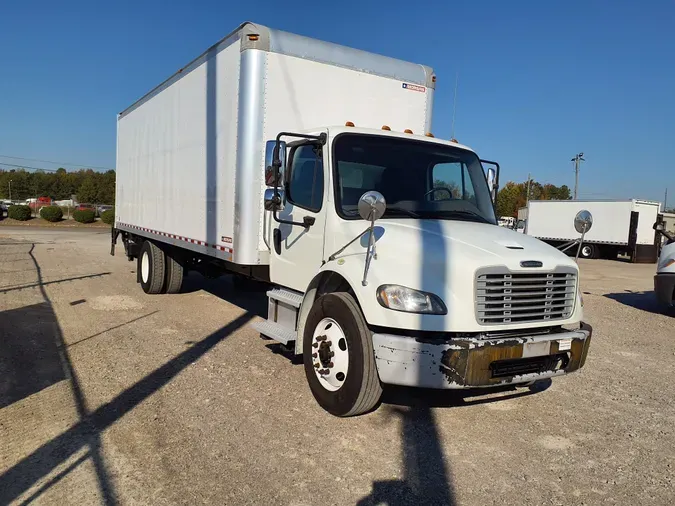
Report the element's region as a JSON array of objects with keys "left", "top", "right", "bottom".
[
  {"left": 581, "top": 246, "right": 592, "bottom": 257},
  {"left": 312, "top": 318, "right": 349, "bottom": 392},
  {"left": 141, "top": 250, "right": 150, "bottom": 283}
]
